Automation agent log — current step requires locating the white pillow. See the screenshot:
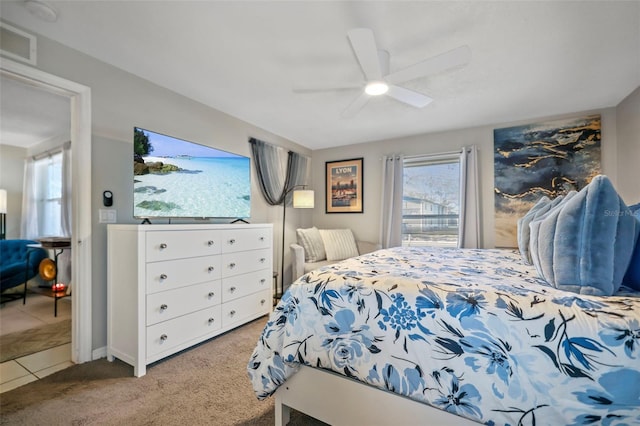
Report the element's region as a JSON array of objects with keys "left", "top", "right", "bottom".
[
  {"left": 296, "top": 227, "right": 326, "bottom": 262},
  {"left": 319, "top": 229, "right": 359, "bottom": 261}
]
